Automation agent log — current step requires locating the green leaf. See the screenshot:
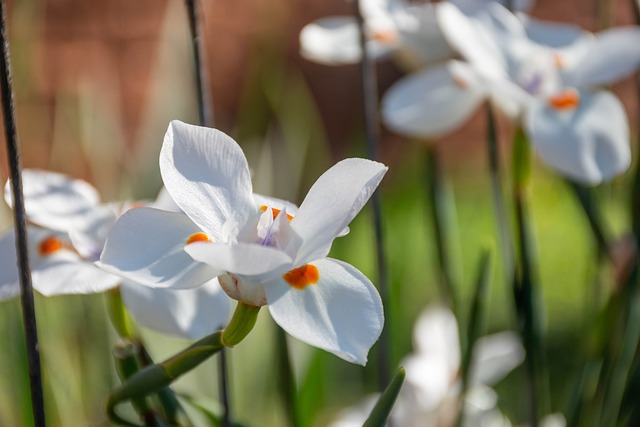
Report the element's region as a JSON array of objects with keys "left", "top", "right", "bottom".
[{"left": 363, "top": 367, "right": 406, "bottom": 427}]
